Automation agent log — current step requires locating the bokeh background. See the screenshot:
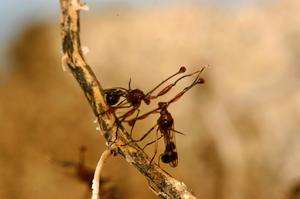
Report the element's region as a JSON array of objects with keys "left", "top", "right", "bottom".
[{"left": 1, "top": 0, "right": 300, "bottom": 198}]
